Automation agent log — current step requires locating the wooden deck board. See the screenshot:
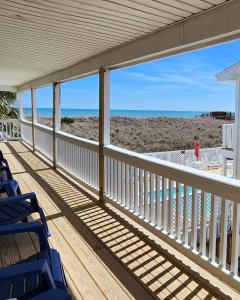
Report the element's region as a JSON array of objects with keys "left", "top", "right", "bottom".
[{"left": 0, "top": 141, "right": 238, "bottom": 299}]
